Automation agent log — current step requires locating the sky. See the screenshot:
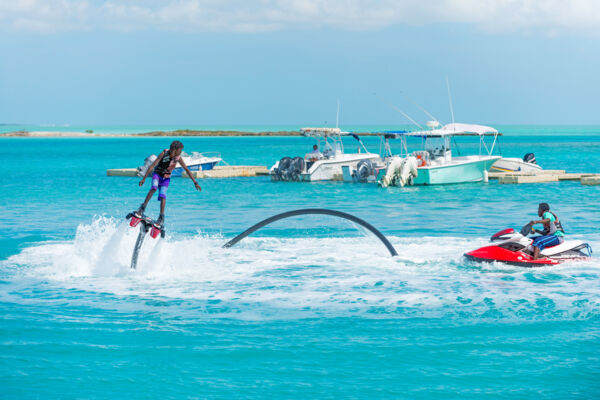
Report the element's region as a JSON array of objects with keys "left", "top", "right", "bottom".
[{"left": 0, "top": 0, "right": 599, "bottom": 126}]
